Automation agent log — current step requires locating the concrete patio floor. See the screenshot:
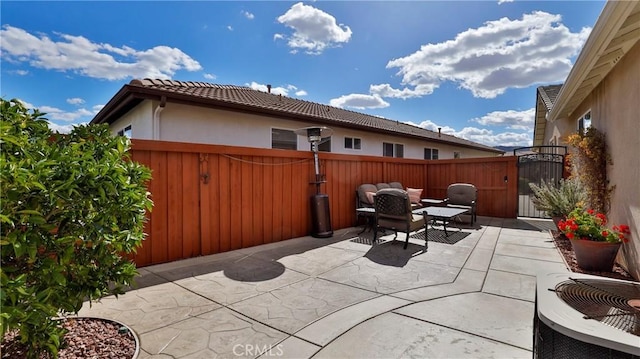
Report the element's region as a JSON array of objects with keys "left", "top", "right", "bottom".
[{"left": 78, "top": 216, "right": 568, "bottom": 358}]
